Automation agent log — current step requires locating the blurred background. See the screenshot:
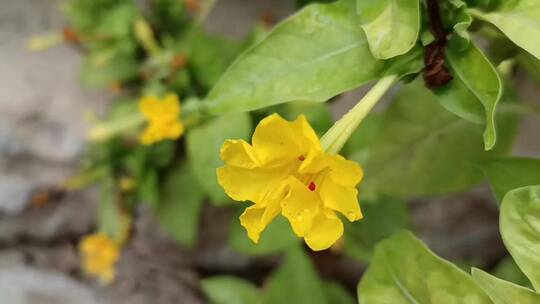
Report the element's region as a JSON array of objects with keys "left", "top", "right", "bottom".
[{"left": 1, "top": 0, "right": 539, "bottom": 303}]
